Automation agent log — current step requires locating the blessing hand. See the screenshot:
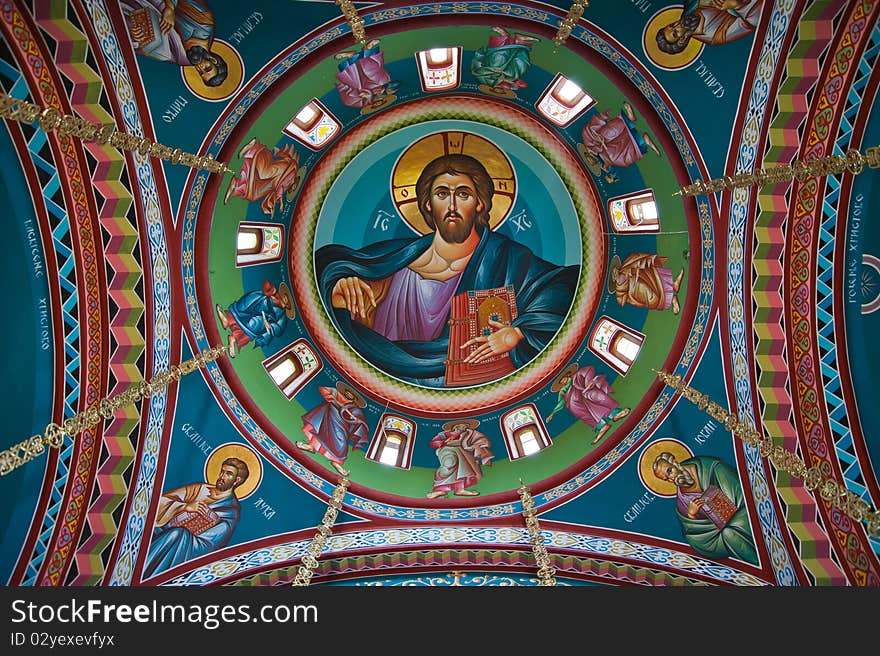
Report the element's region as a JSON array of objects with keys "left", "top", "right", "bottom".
[
  {"left": 331, "top": 276, "right": 377, "bottom": 319},
  {"left": 461, "top": 319, "right": 523, "bottom": 365}
]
